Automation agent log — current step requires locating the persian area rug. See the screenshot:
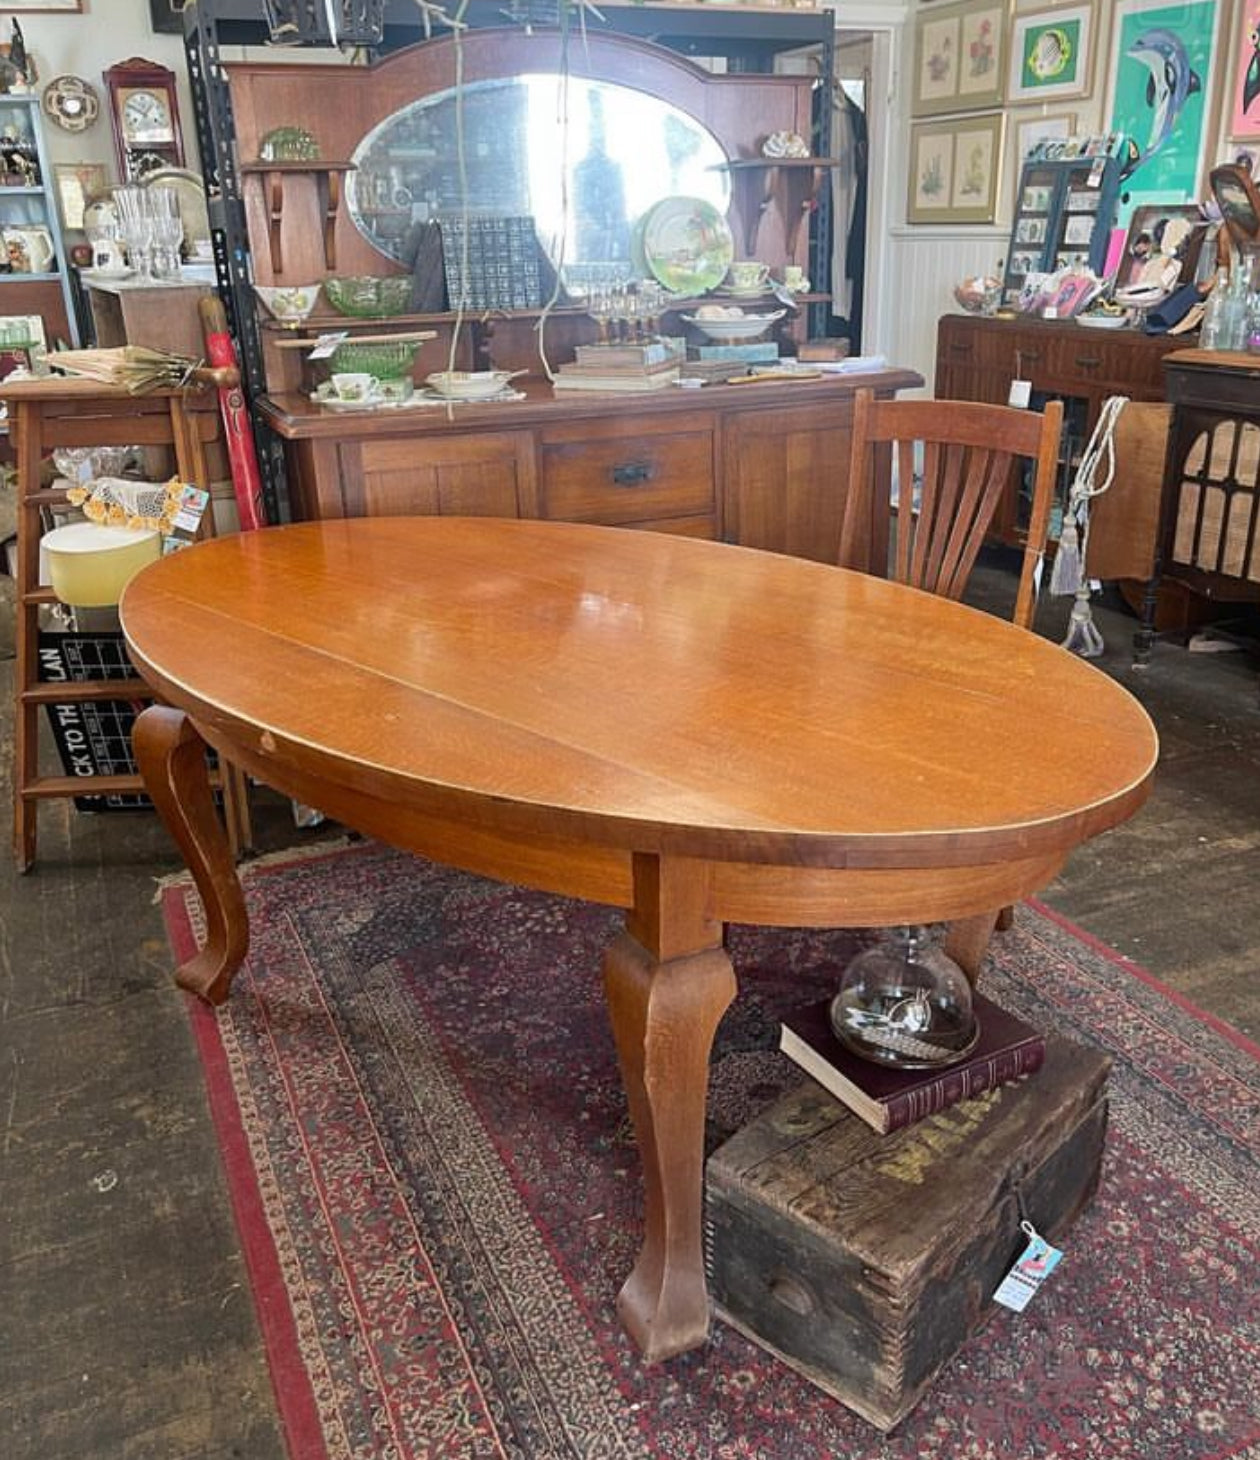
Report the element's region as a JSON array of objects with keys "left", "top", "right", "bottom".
[{"left": 162, "top": 840, "right": 1260, "bottom": 1460}]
